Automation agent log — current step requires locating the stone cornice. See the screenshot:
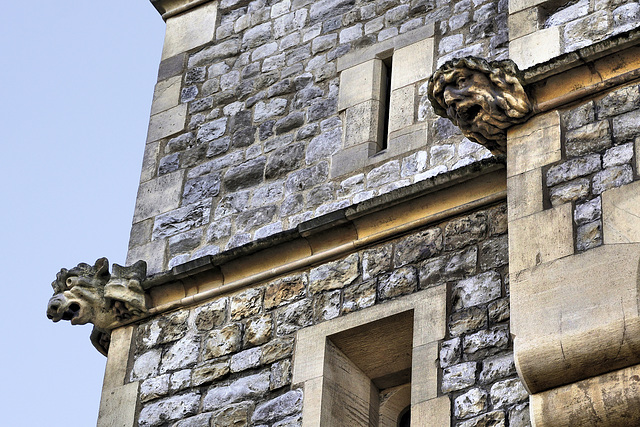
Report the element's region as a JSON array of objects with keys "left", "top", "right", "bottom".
[{"left": 150, "top": 0, "right": 214, "bottom": 20}]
